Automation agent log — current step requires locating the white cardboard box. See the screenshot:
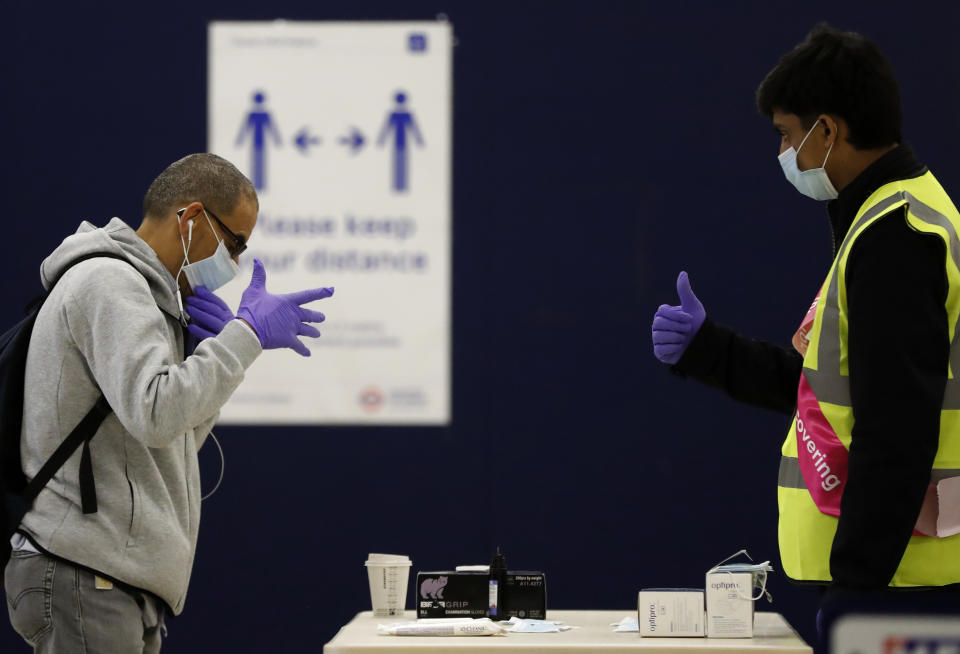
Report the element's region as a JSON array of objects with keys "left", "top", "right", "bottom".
[
  {"left": 638, "top": 589, "right": 705, "bottom": 637},
  {"left": 705, "top": 571, "right": 754, "bottom": 638}
]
